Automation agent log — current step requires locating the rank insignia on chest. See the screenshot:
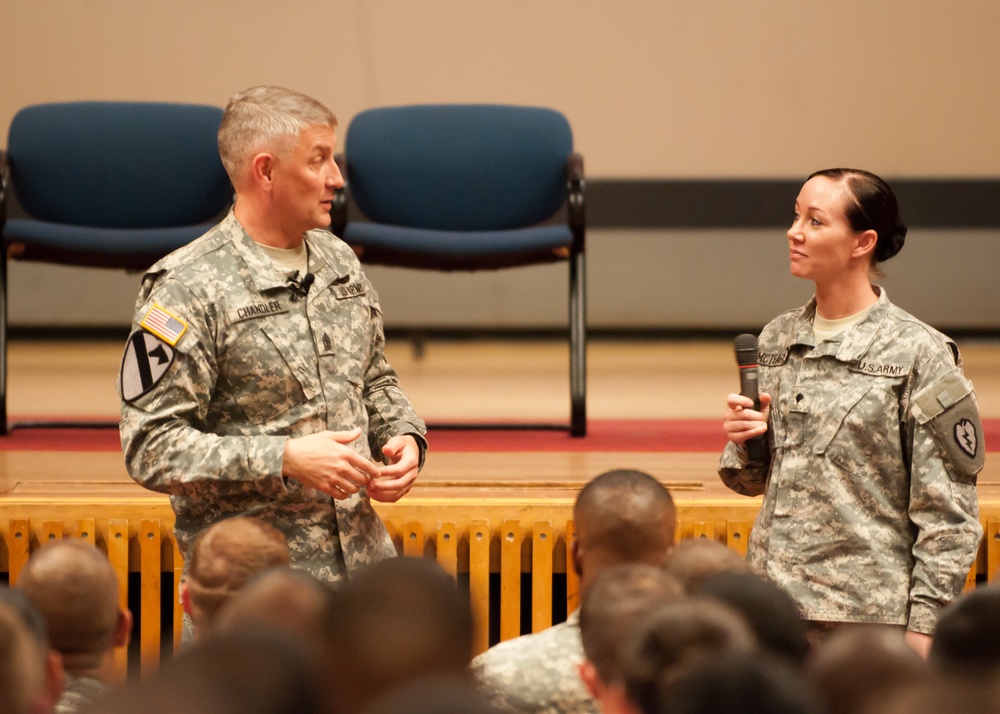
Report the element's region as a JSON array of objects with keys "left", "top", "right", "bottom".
[
  {"left": 120, "top": 330, "right": 176, "bottom": 401},
  {"left": 139, "top": 304, "right": 188, "bottom": 346}
]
